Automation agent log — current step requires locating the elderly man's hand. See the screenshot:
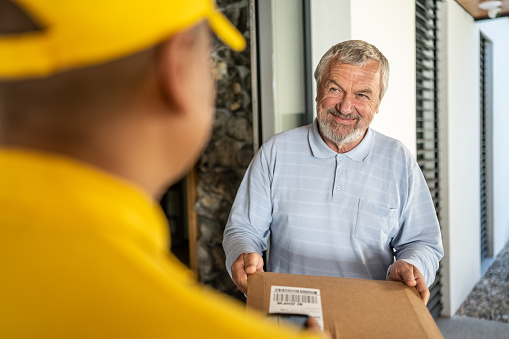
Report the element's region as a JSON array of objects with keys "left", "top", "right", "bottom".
[
  {"left": 231, "top": 252, "right": 264, "bottom": 294},
  {"left": 387, "top": 260, "right": 430, "bottom": 305}
]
